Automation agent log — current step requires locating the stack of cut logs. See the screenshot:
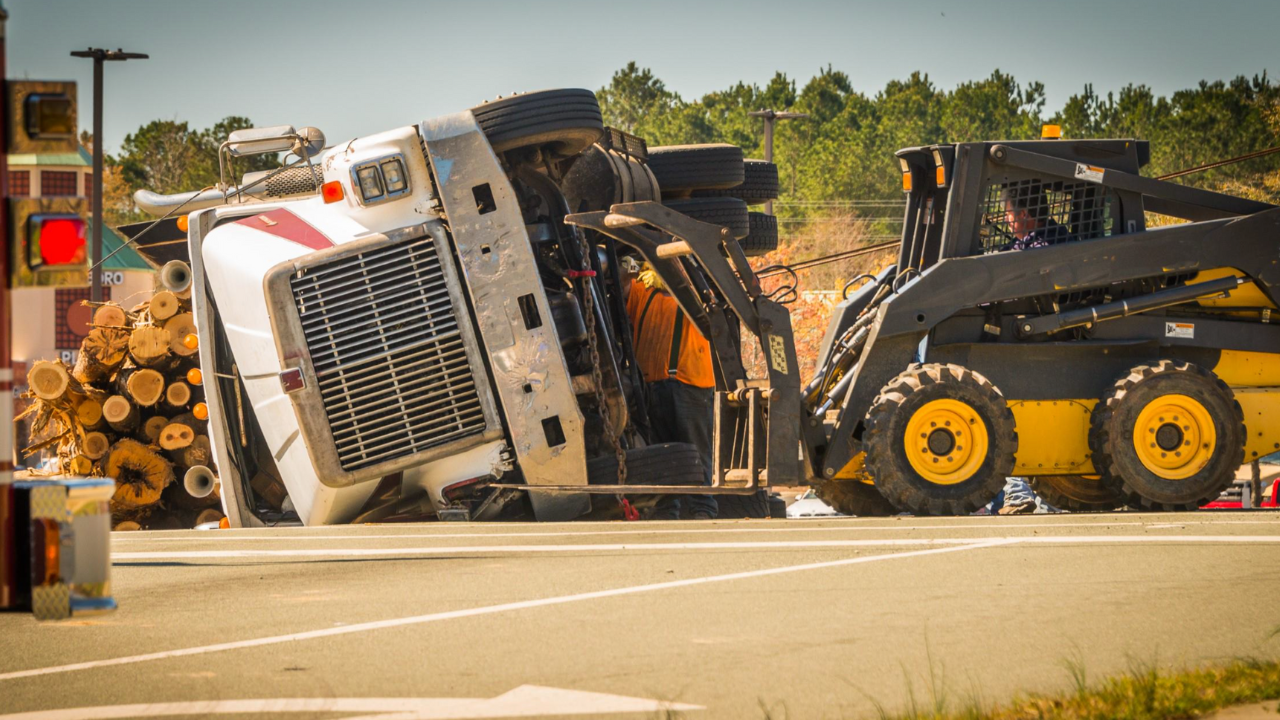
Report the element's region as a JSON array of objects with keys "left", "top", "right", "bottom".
[{"left": 19, "top": 289, "right": 222, "bottom": 530}]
